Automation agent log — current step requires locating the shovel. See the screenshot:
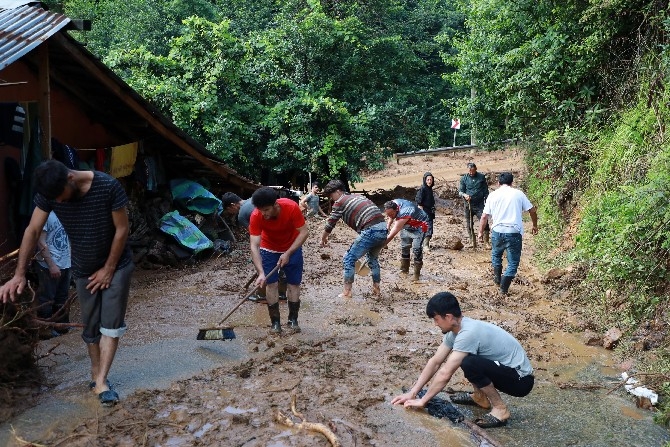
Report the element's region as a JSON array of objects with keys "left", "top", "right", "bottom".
[
  {"left": 355, "top": 259, "right": 371, "bottom": 276},
  {"left": 468, "top": 202, "right": 477, "bottom": 249},
  {"left": 197, "top": 265, "right": 280, "bottom": 340}
]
